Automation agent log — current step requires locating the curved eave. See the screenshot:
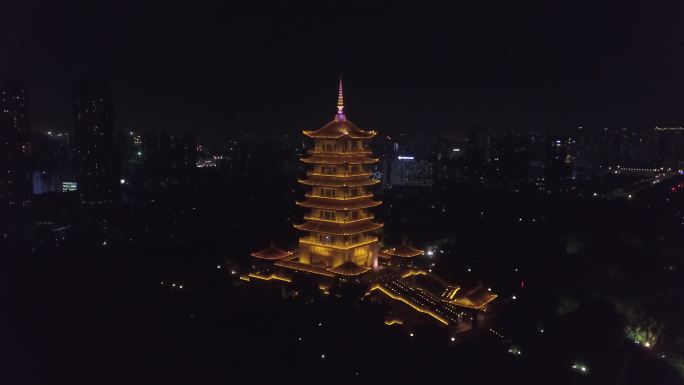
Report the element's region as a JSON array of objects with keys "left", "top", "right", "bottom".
[
  {"left": 299, "top": 236, "right": 378, "bottom": 250},
  {"left": 308, "top": 150, "right": 373, "bottom": 156},
  {"left": 327, "top": 262, "right": 370, "bottom": 276},
  {"left": 302, "top": 130, "right": 376, "bottom": 139},
  {"left": 379, "top": 251, "right": 422, "bottom": 258},
  {"left": 298, "top": 177, "right": 380, "bottom": 187},
  {"left": 274, "top": 259, "right": 336, "bottom": 277},
  {"left": 306, "top": 172, "right": 373, "bottom": 178},
  {"left": 302, "top": 215, "right": 375, "bottom": 224},
  {"left": 380, "top": 246, "right": 424, "bottom": 258},
  {"left": 450, "top": 294, "right": 498, "bottom": 309},
  {"left": 304, "top": 193, "right": 375, "bottom": 201},
  {"left": 294, "top": 220, "right": 383, "bottom": 235},
  {"left": 296, "top": 198, "right": 382, "bottom": 210},
  {"left": 251, "top": 246, "right": 294, "bottom": 260},
  {"left": 301, "top": 156, "right": 379, "bottom": 165}
]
